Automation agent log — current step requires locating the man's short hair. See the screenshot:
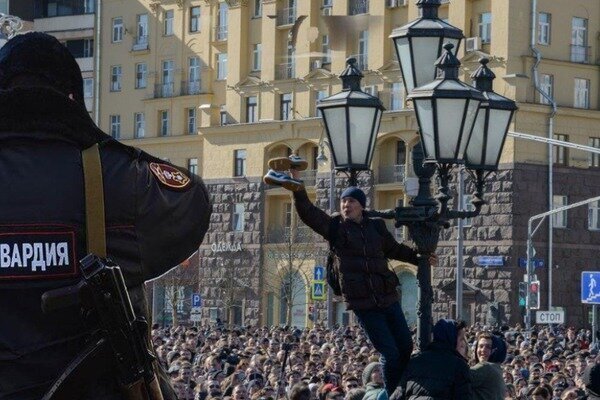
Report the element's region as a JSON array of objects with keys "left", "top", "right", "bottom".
[{"left": 289, "top": 383, "right": 311, "bottom": 400}]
